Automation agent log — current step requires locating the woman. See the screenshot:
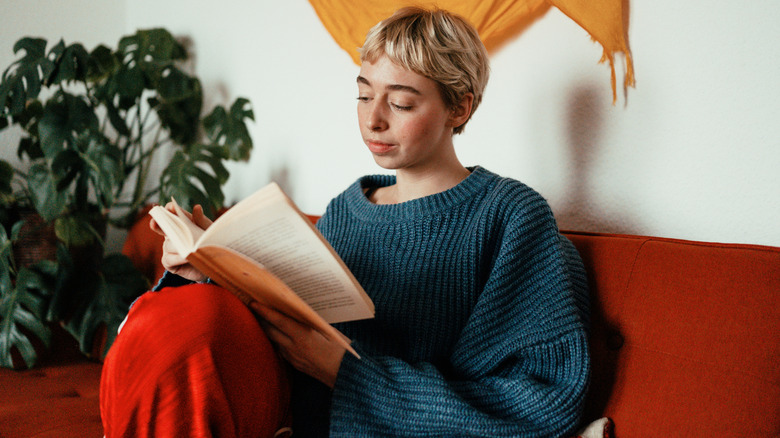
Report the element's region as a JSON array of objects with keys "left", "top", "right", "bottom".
[{"left": 101, "top": 7, "right": 590, "bottom": 437}]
